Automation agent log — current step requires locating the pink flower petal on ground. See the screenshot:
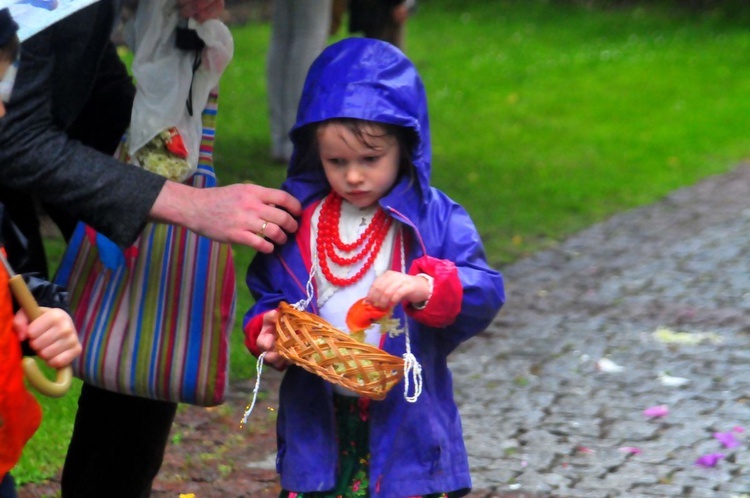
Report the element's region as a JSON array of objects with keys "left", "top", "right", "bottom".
[
  {"left": 733, "top": 426, "right": 745, "bottom": 434},
  {"left": 714, "top": 431, "right": 741, "bottom": 448},
  {"left": 618, "top": 446, "right": 643, "bottom": 455},
  {"left": 643, "top": 405, "right": 669, "bottom": 418},
  {"left": 695, "top": 453, "right": 725, "bottom": 467}
]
